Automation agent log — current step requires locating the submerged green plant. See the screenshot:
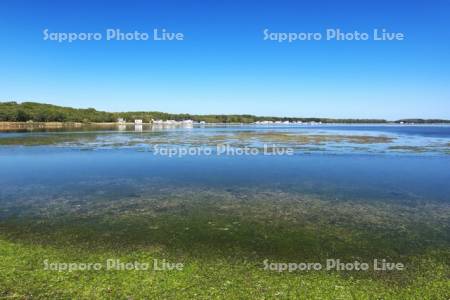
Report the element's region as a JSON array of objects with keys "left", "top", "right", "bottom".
[{"left": 0, "top": 185, "right": 449, "bottom": 299}]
